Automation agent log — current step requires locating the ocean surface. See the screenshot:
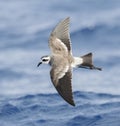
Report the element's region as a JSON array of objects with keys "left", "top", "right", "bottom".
[{"left": 0, "top": 0, "right": 120, "bottom": 126}]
